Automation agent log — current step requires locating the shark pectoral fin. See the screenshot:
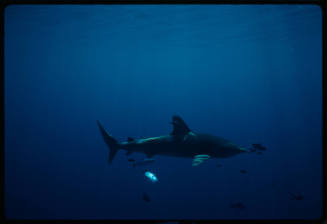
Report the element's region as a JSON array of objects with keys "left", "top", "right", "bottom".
[{"left": 192, "top": 154, "right": 211, "bottom": 166}]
